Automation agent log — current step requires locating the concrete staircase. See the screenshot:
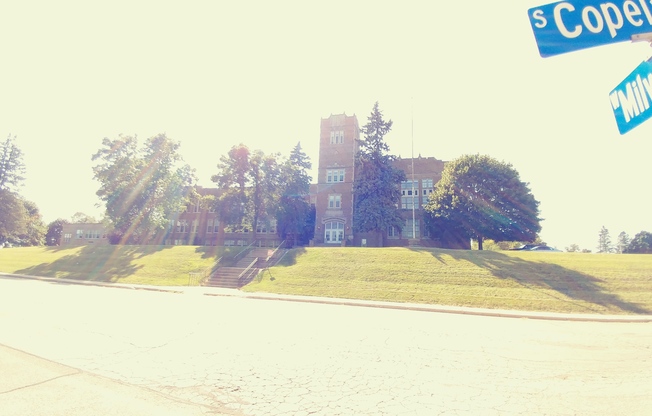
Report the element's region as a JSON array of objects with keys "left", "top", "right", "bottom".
[{"left": 204, "top": 248, "right": 284, "bottom": 288}]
